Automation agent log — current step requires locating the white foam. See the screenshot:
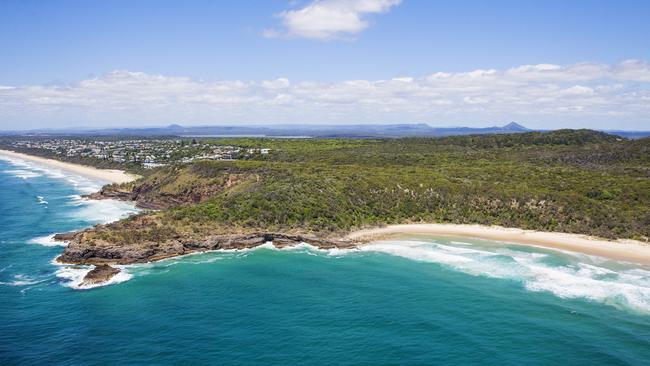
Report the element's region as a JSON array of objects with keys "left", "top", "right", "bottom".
[
  {"left": 450, "top": 241, "right": 473, "bottom": 246},
  {"left": 63, "top": 175, "right": 102, "bottom": 194},
  {"left": 522, "top": 262, "right": 650, "bottom": 313},
  {"left": 62, "top": 193, "right": 139, "bottom": 224},
  {"left": 357, "top": 239, "right": 650, "bottom": 314},
  {"left": 66, "top": 195, "right": 84, "bottom": 206},
  {"left": 1, "top": 155, "right": 103, "bottom": 193},
  {"left": 68, "top": 198, "right": 138, "bottom": 224},
  {"left": 55, "top": 265, "right": 133, "bottom": 290},
  {"left": 325, "top": 246, "right": 359, "bottom": 257},
  {"left": 361, "top": 241, "right": 474, "bottom": 264},
  {"left": 252, "top": 242, "right": 277, "bottom": 251},
  {"left": 37, "top": 196, "right": 48, "bottom": 205},
  {"left": 276, "top": 242, "right": 359, "bottom": 257},
  {"left": 0, "top": 274, "right": 45, "bottom": 286},
  {"left": 29, "top": 234, "right": 66, "bottom": 247},
  {"left": 5, "top": 169, "right": 42, "bottom": 179}
]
